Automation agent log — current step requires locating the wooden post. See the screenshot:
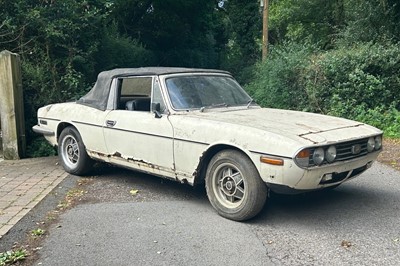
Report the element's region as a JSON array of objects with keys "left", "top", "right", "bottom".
[
  {"left": 0, "top": 119, "right": 2, "bottom": 159},
  {"left": 0, "top": 50, "right": 26, "bottom": 159},
  {"left": 261, "top": 0, "right": 269, "bottom": 61}
]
